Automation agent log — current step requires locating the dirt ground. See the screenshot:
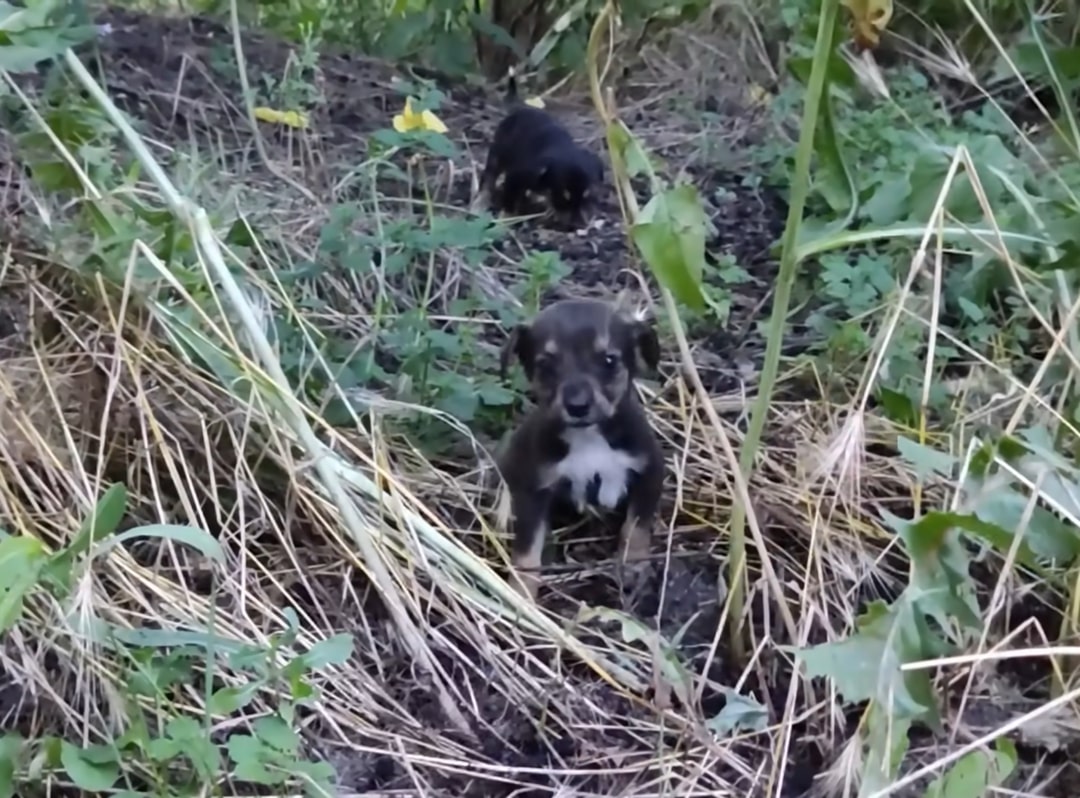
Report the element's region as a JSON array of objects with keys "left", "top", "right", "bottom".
[{"left": 1, "top": 5, "right": 1077, "bottom": 797}]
